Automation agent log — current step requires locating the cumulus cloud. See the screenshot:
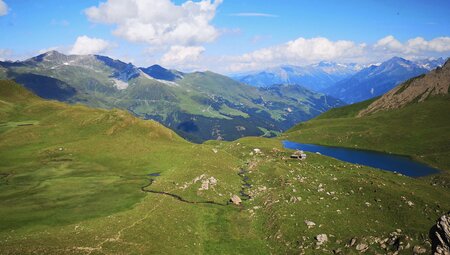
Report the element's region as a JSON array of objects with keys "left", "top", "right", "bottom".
[
  {"left": 374, "top": 35, "right": 403, "bottom": 52},
  {"left": 85, "top": 0, "right": 222, "bottom": 46},
  {"left": 69, "top": 36, "right": 112, "bottom": 55},
  {"left": 210, "top": 35, "right": 450, "bottom": 73},
  {"left": 375, "top": 35, "right": 450, "bottom": 54},
  {"left": 0, "top": 49, "right": 13, "bottom": 61},
  {"left": 227, "top": 37, "right": 366, "bottom": 72},
  {"left": 160, "top": 45, "right": 205, "bottom": 67},
  {"left": 38, "top": 46, "right": 63, "bottom": 54},
  {"left": 0, "top": 0, "right": 8, "bottom": 16}
]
